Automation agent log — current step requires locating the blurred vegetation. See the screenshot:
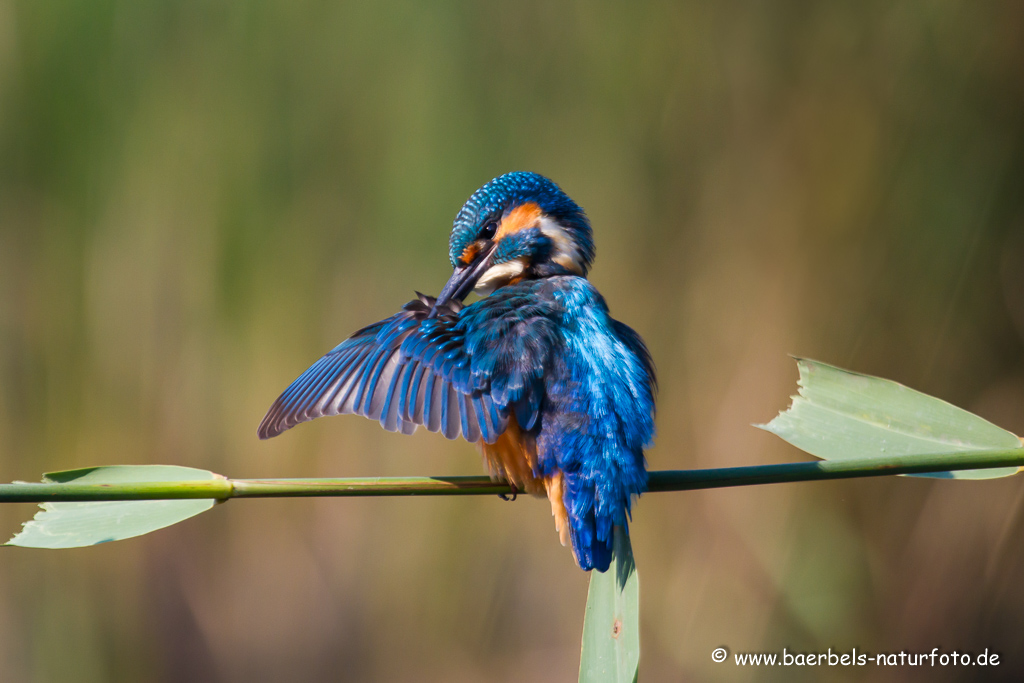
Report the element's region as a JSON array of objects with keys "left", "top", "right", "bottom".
[{"left": 0, "top": 1, "right": 1022, "bottom": 681}]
